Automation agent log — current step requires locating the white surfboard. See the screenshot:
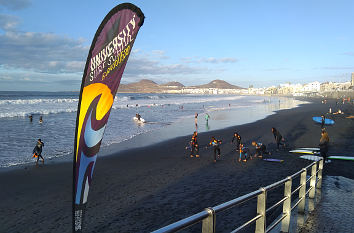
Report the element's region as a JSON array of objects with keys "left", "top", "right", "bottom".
[
  {"left": 299, "top": 155, "right": 322, "bottom": 161},
  {"left": 289, "top": 149, "right": 319, "bottom": 155},
  {"left": 297, "top": 148, "right": 320, "bottom": 151},
  {"left": 133, "top": 117, "right": 145, "bottom": 123},
  {"left": 327, "top": 156, "right": 354, "bottom": 161}
]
